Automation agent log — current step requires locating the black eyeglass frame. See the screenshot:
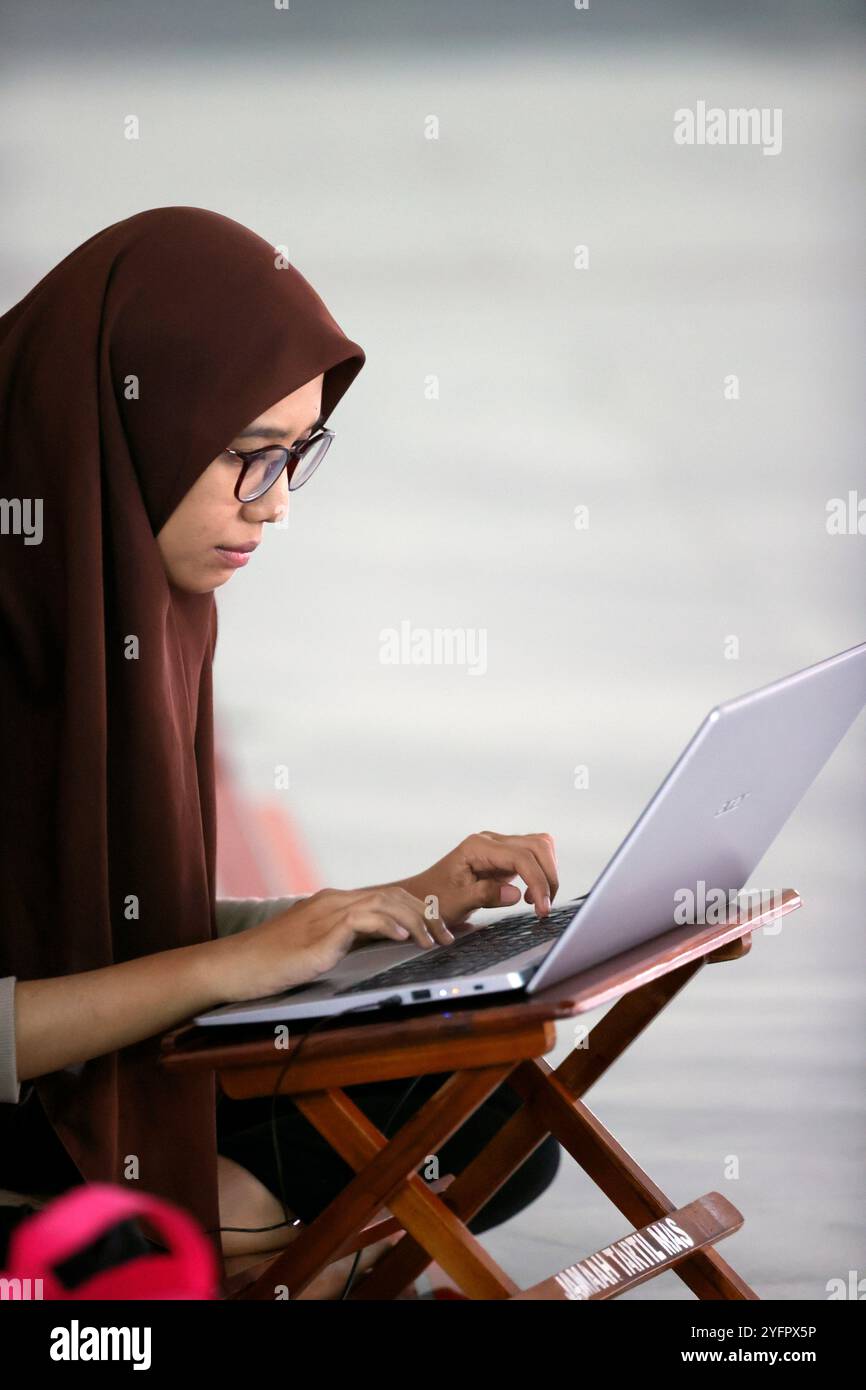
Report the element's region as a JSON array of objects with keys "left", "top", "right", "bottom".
[{"left": 223, "top": 427, "right": 335, "bottom": 503}]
